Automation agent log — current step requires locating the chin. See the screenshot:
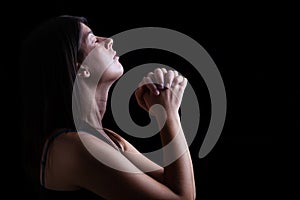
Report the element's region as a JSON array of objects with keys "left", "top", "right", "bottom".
[
  {"left": 104, "top": 62, "right": 124, "bottom": 82},
  {"left": 113, "top": 61, "right": 124, "bottom": 79}
]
